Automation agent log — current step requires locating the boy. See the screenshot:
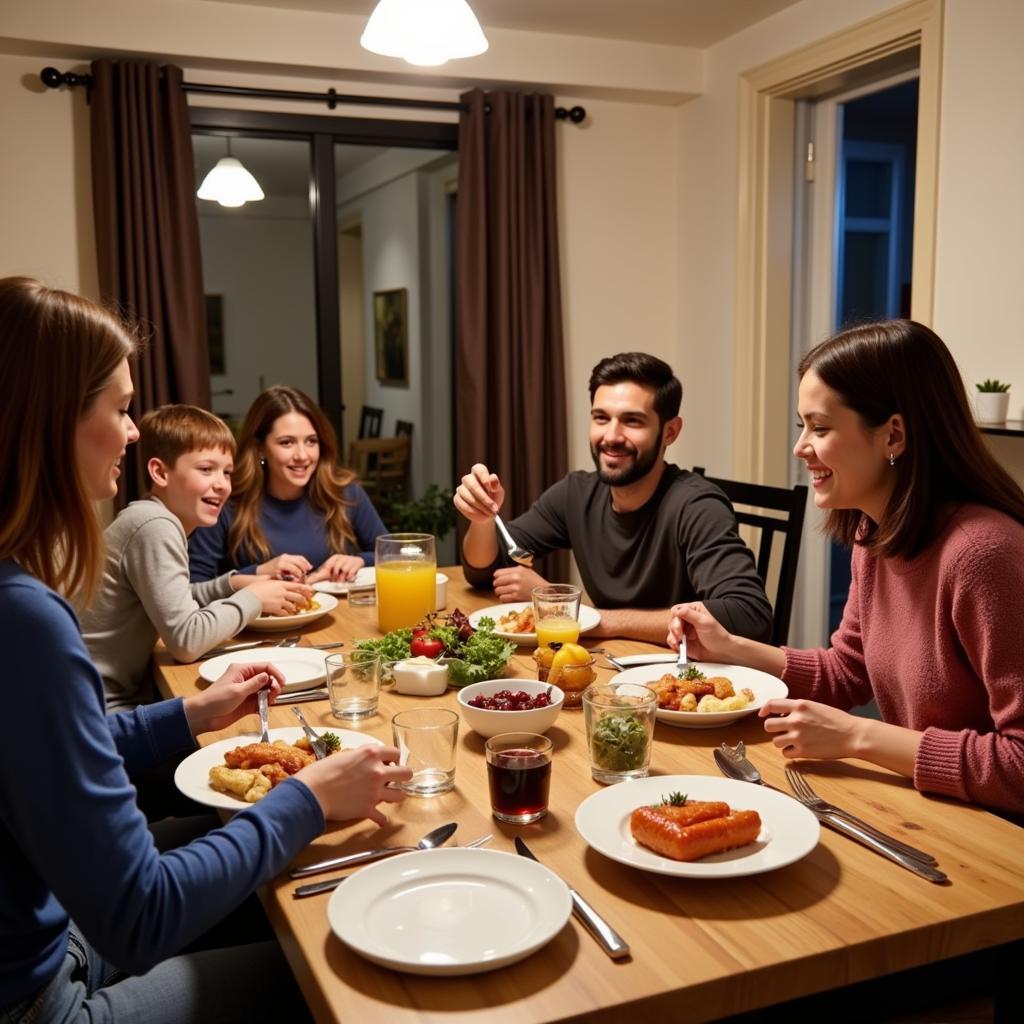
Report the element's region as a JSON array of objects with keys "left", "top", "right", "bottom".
[{"left": 82, "top": 405, "right": 311, "bottom": 711}]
